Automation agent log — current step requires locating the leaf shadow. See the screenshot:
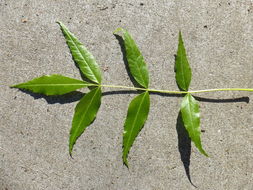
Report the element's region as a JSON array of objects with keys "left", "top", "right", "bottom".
[
  {"left": 176, "top": 111, "right": 197, "bottom": 188},
  {"left": 150, "top": 91, "right": 183, "bottom": 98},
  {"left": 18, "top": 89, "right": 85, "bottom": 104},
  {"left": 102, "top": 90, "right": 139, "bottom": 96},
  {"left": 102, "top": 90, "right": 184, "bottom": 98},
  {"left": 114, "top": 34, "right": 143, "bottom": 88},
  {"left": 17, "top": 87, "right": 249, "bottom": 105},
  {"left": 194, "top": 96, "right": 249, "bottom": 103}
]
